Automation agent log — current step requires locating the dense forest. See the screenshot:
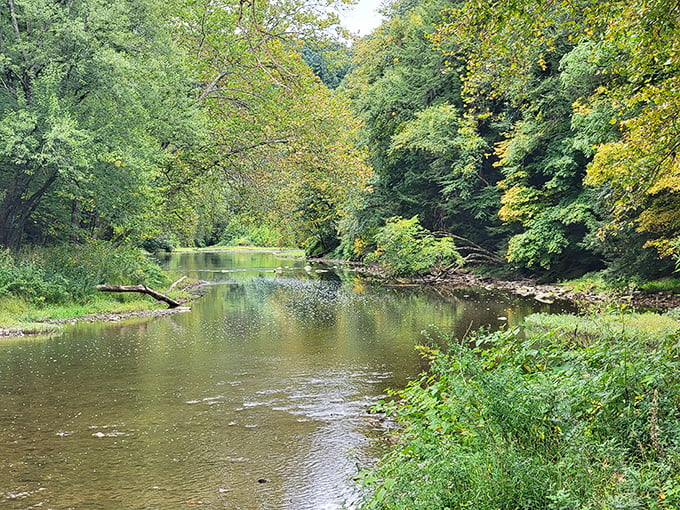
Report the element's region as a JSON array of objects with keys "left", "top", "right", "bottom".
[
  {"left": 1, "top": 0, "right": 679, "bottom": 302},
  {"left": 341, "top": 0, "right": 679, "bottom": 282}
]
